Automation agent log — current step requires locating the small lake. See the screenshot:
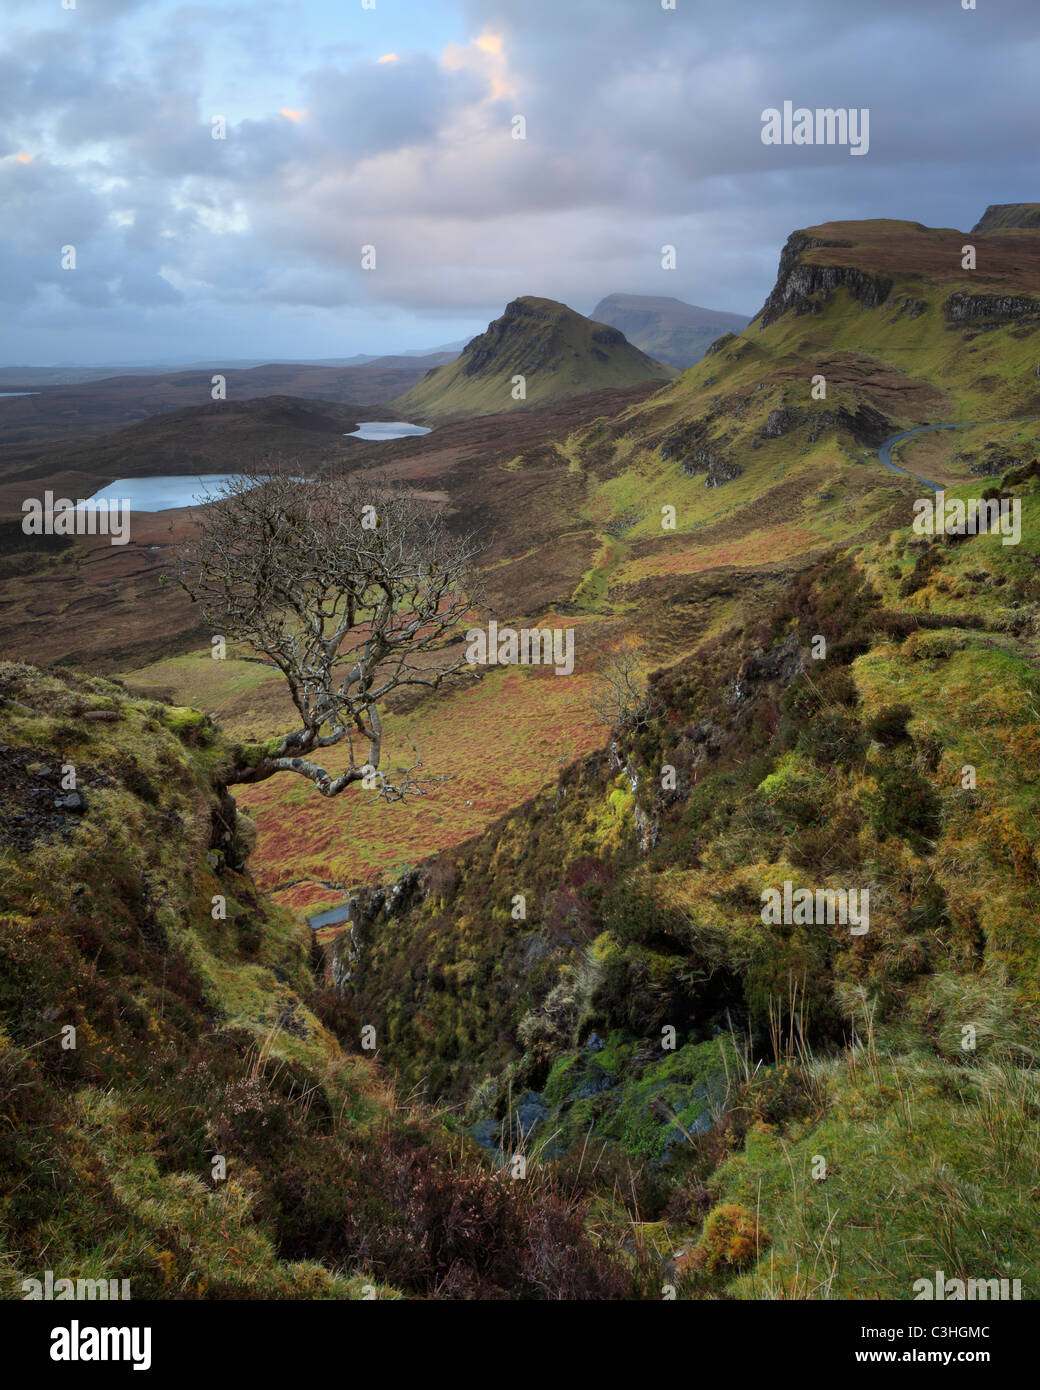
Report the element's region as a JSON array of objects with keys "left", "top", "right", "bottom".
[
  {"left": 307, "top": 902, "right": 355, "bottom": 930},
  {"left": 345, "top": 421, "right": 431, "bottom": 441},
  {"left": 77, "top": 475, "right": 243, "bottom": 512}
]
